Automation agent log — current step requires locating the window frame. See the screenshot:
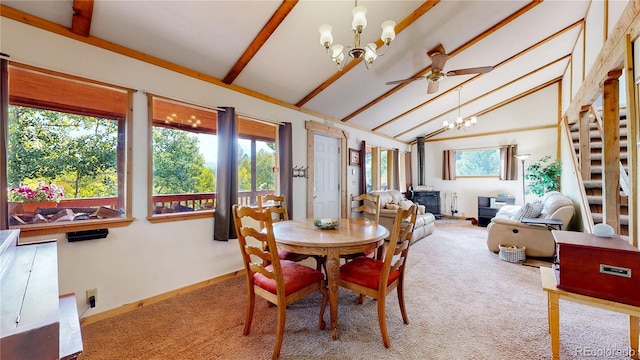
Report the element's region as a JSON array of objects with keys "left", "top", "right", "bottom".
[
  {"left": 147, "top": 94, "right": 219, "bottom": 223},
  {"left": 3, "top": 62, "right": 134, "bottom": 236}
]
